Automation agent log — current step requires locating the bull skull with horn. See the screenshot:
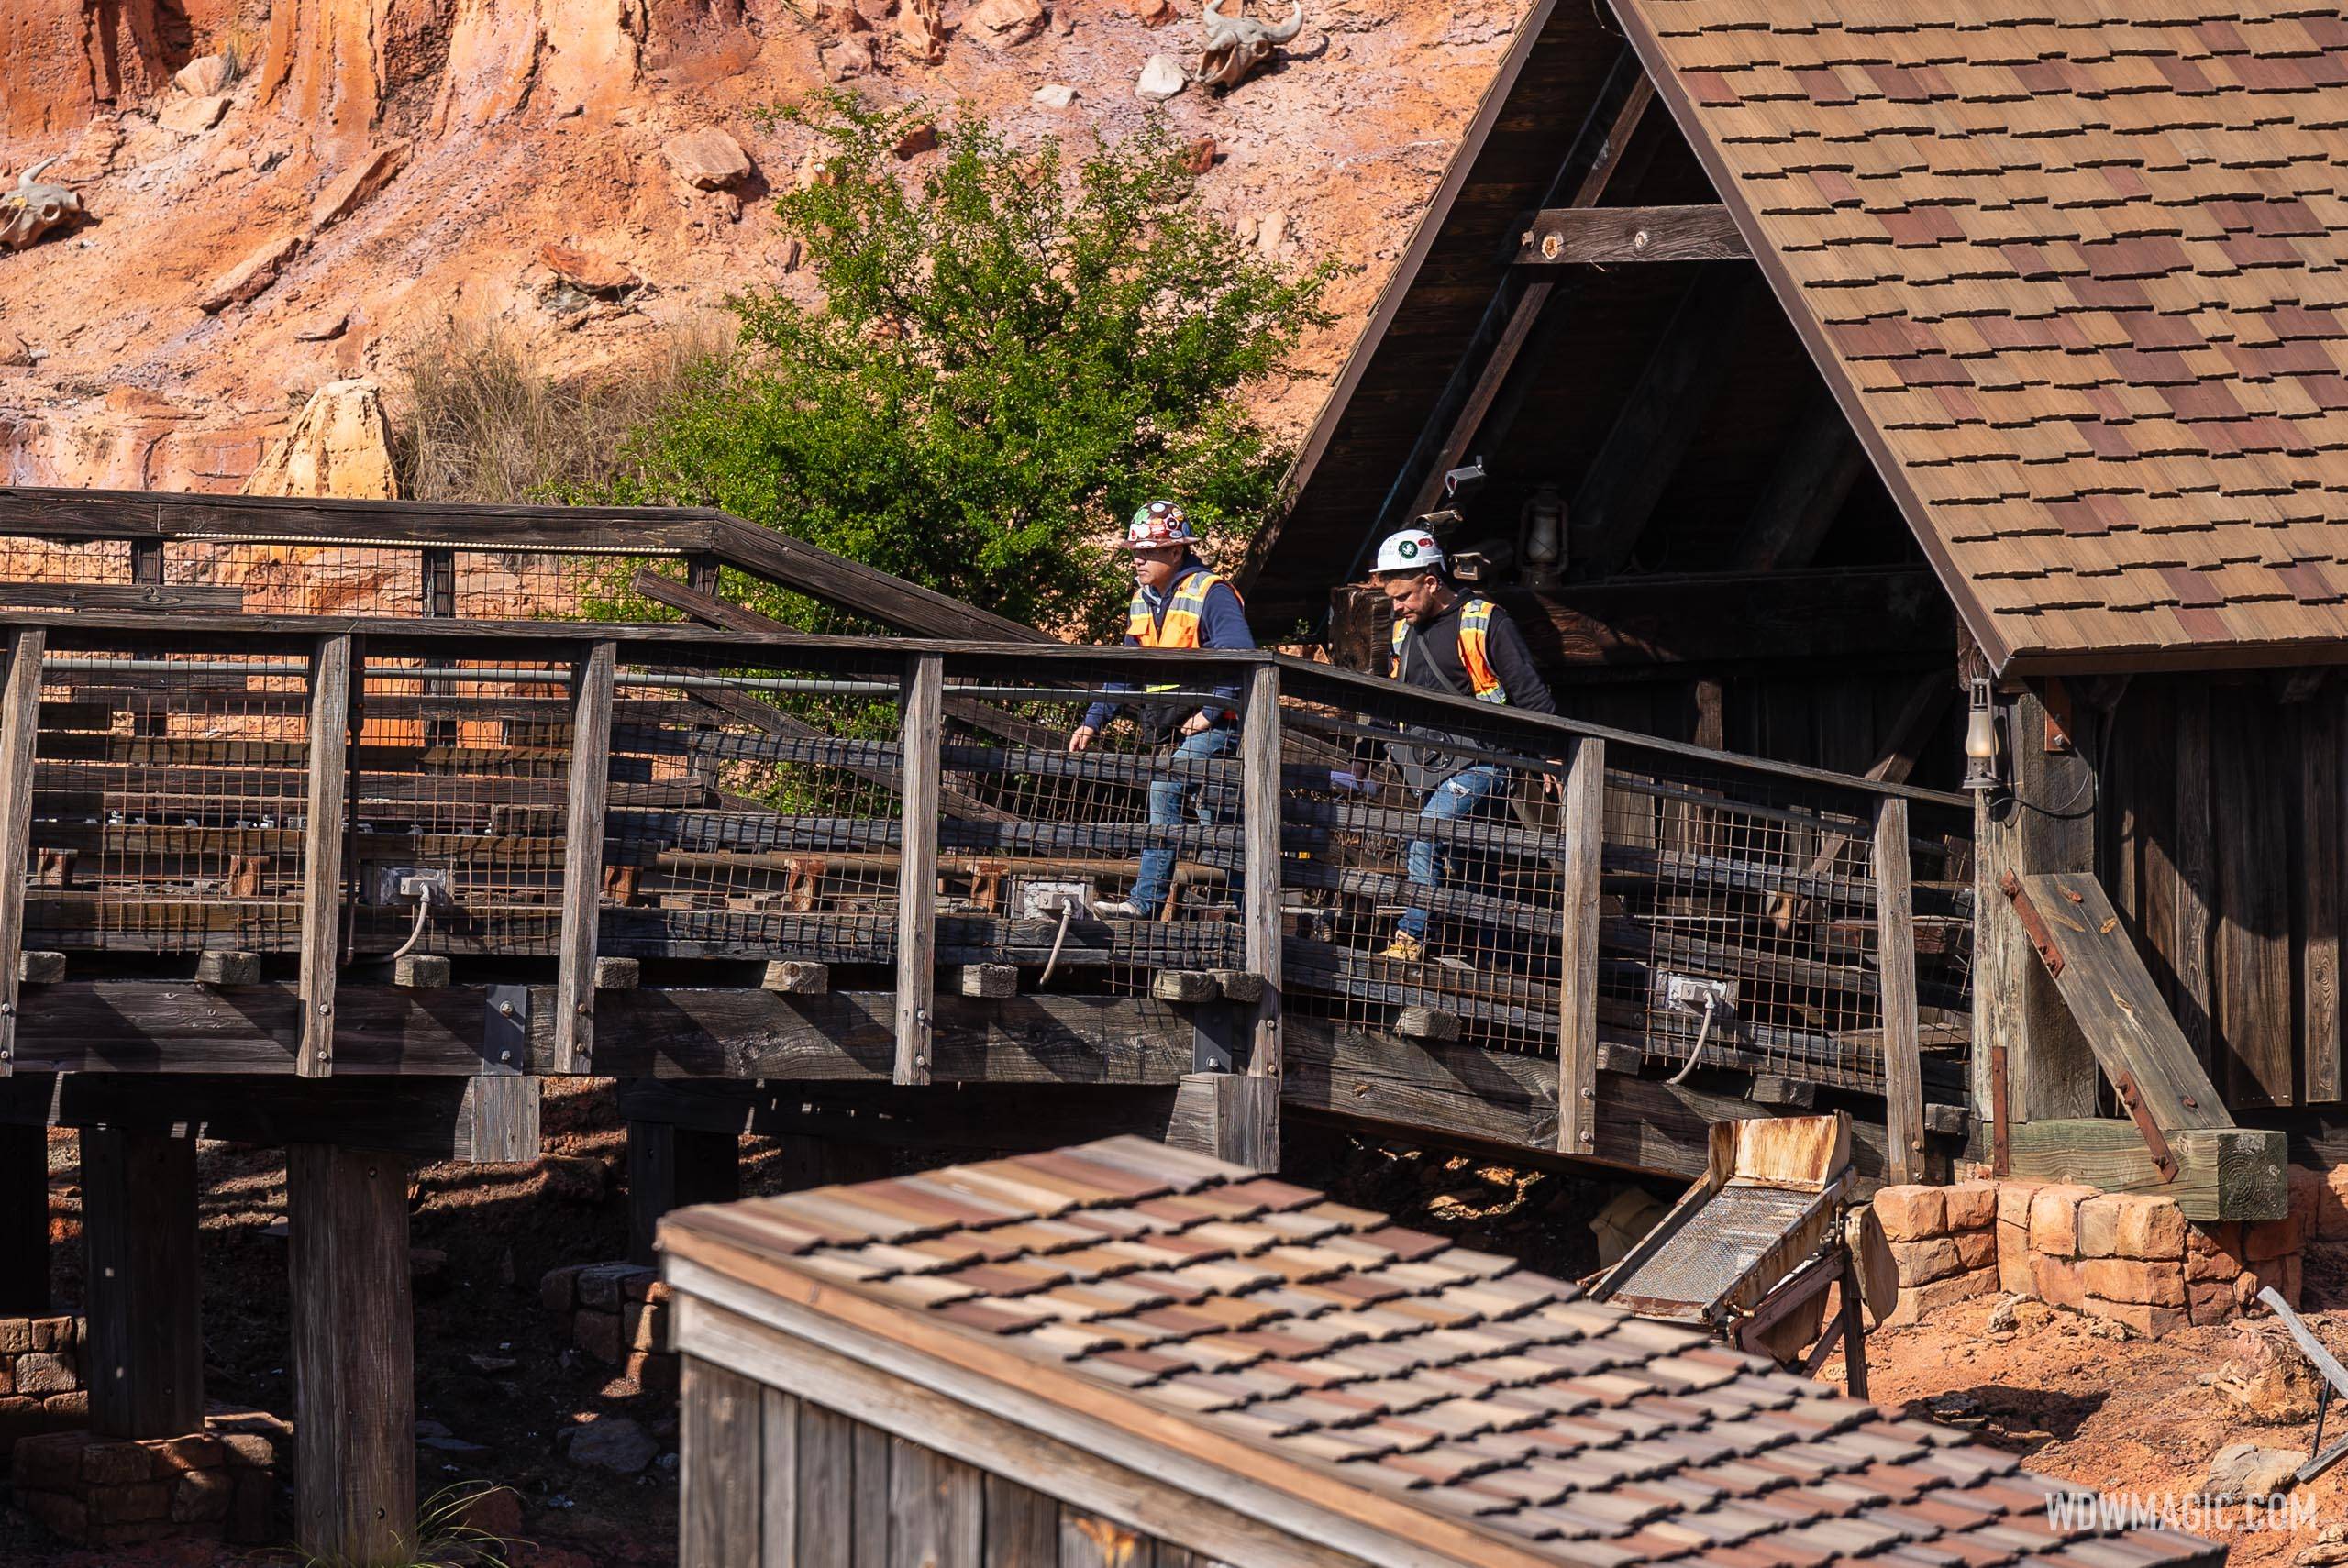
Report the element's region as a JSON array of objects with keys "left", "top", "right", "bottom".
[
  {"left": 2, "top": 159, "right": 84, "bottom": 252},
  {"left": 1189, "top": 0, "right": 1303, "bottom": 92}
]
